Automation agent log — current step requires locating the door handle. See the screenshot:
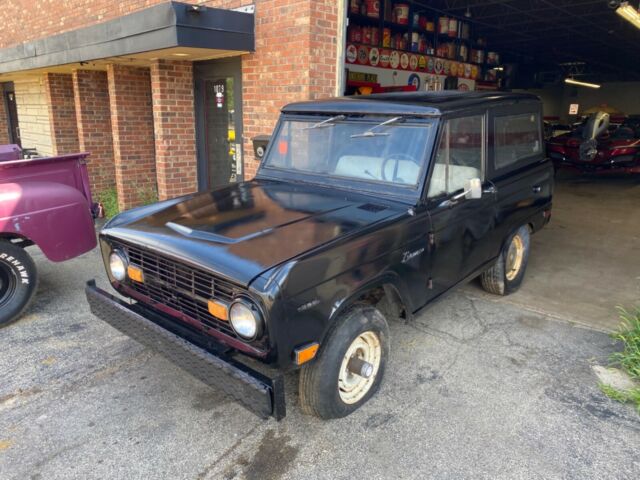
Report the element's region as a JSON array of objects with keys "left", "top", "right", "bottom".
[
  {"left": 532, "top": 185, "right": 542, "bottom": 194},
  {"left": 483, "top": 185, "right": 497, "bottom": 195}
]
